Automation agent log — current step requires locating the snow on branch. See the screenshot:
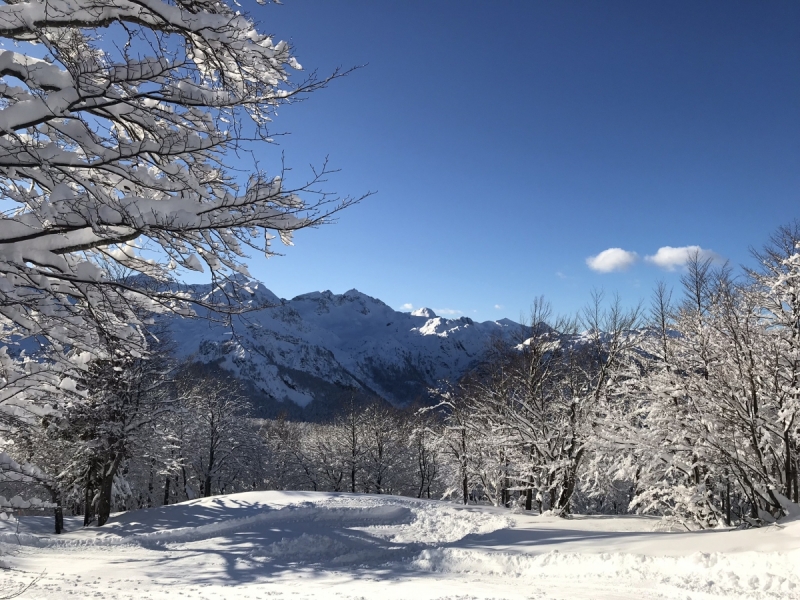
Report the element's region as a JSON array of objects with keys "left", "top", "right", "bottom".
[{"left": 0, "top": 0, "right": 365, "bottom": 404}]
